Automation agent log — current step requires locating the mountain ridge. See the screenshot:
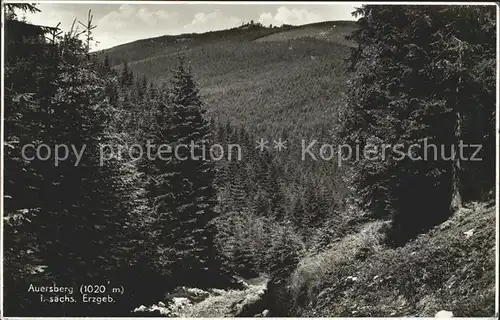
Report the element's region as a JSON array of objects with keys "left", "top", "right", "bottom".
[
  {"left": 101, "top": 19, "right": 358, "bottom": 140},
  {"left": 99, "top": 19, "right": 358, "bottom": 61}
]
